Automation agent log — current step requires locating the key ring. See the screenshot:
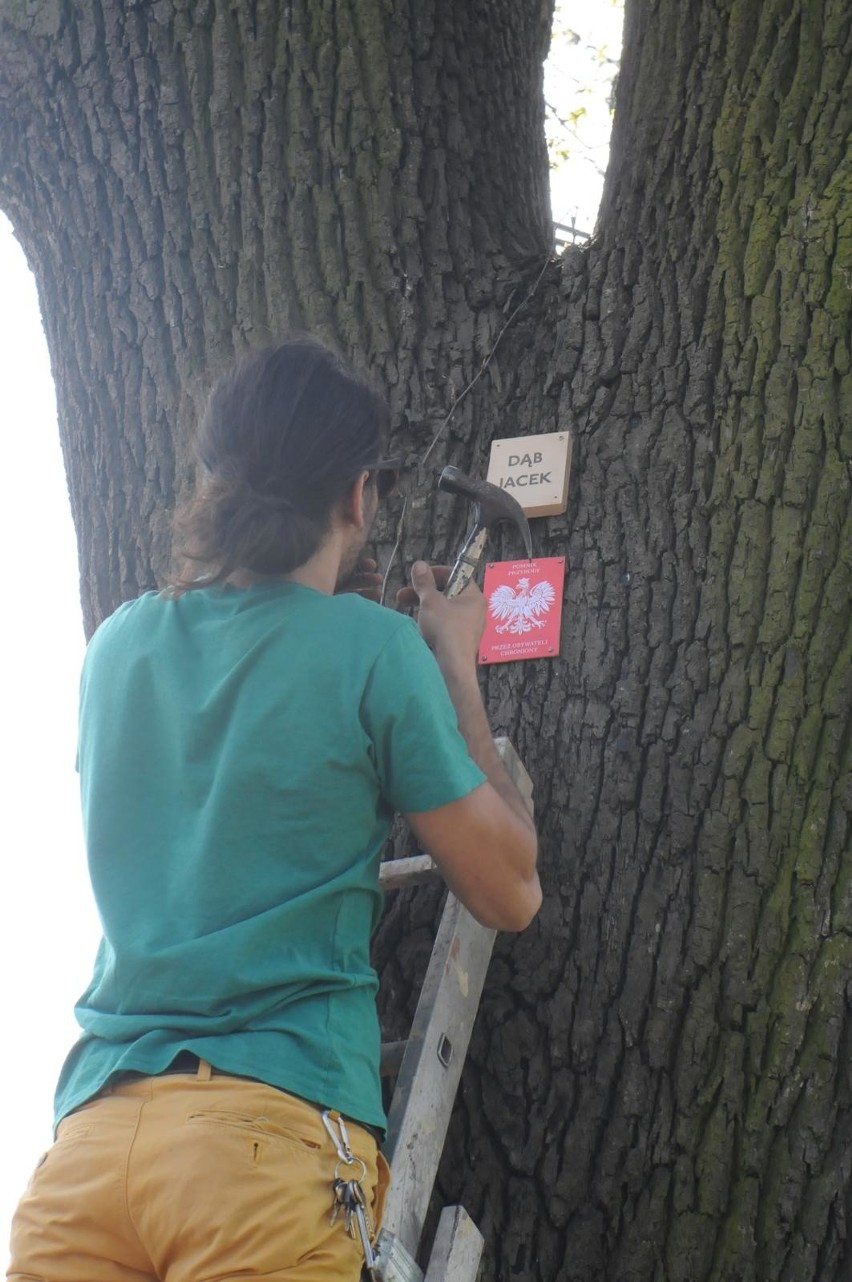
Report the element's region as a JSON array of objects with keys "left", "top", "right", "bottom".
[{"left": 334, "top": 1155, "right": 368, "bottom": 1184}]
